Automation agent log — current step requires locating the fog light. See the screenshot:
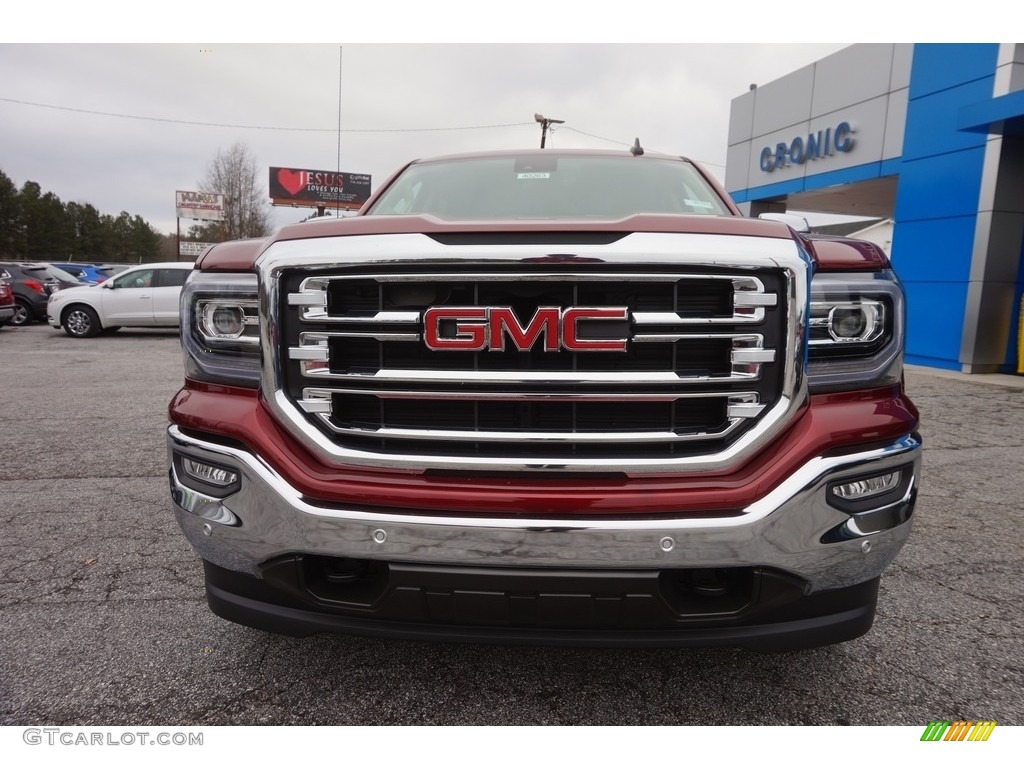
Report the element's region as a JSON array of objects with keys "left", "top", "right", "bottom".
[
  {"left": 183, "top": 458, "right": 238, "bottom": 487},
  {"left": 831, "top": 471, "right": 901, "bottom": 501}
]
